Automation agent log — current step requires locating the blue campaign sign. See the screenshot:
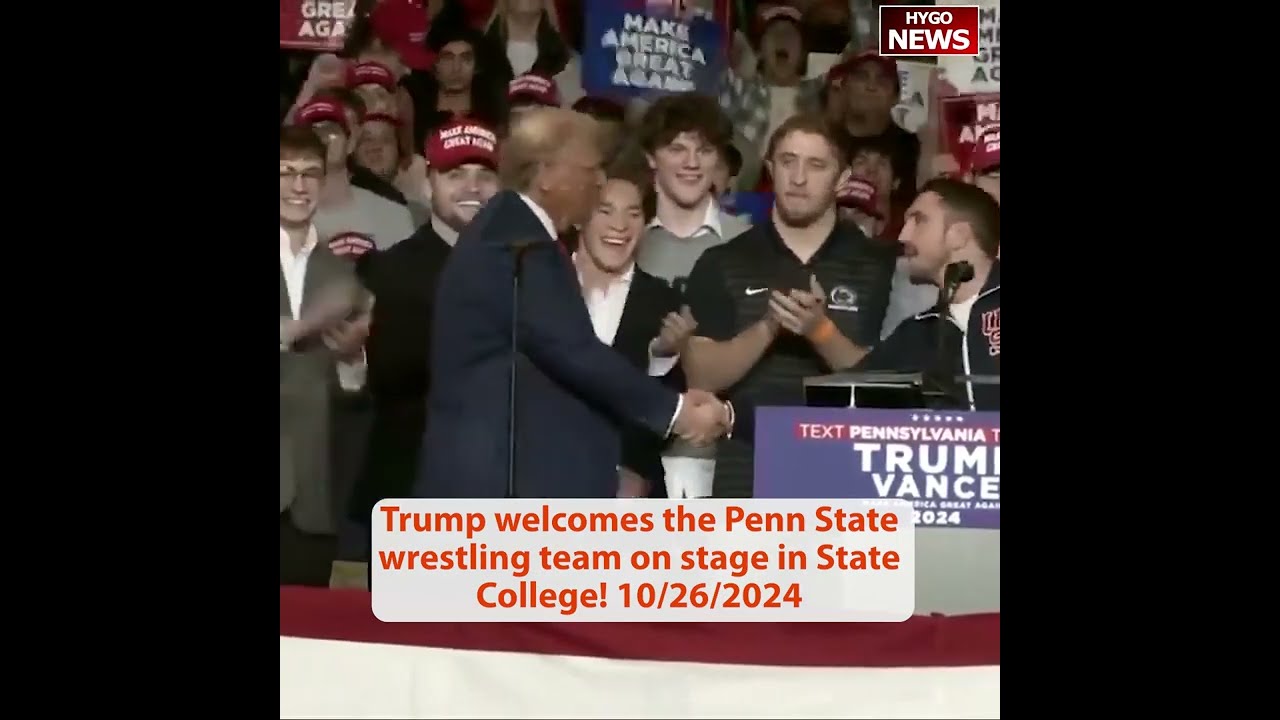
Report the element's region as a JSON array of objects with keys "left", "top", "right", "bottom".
[
  {"left": 581, "top": 0, "right": 725, "bottom": 99},
  {"left": 719, "top": 192, "right": 773, "bottom": 225},
  {"left": 754, "top": 407, "right": 1001, "bottom": 530}
]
